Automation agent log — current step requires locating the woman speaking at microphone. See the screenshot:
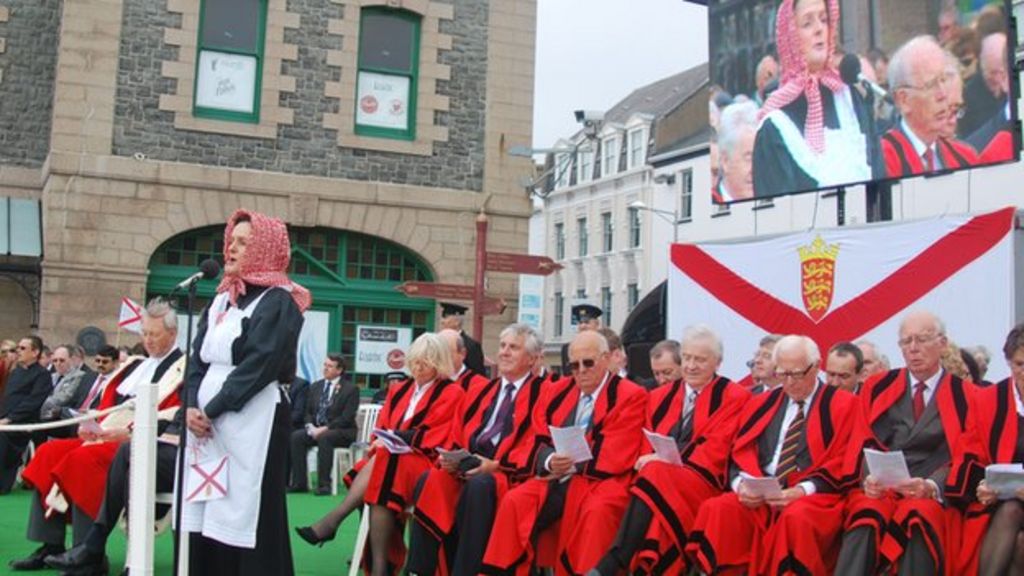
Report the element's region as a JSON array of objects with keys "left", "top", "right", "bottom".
[
  {"left": 752, "top": 0, "right": 883, "bottom": 196},
  {"left": 181, "top": 209, "right": 309, "bottom": 575}
]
